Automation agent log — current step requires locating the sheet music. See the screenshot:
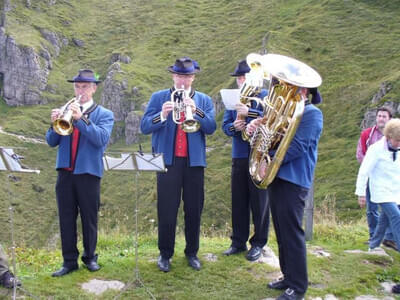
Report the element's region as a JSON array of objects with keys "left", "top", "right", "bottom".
[
  {"left": 134, "top": 152, "right": 166, "bottom": 172},
  {"left": 103, "top": 152, "right": 166, "bottom": 172},
  {"left": 220, "top": 89, "right": 240, "bottom": 110},
  {"left": 103, "top": 153, "right": 136, "bottom": 171}
]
